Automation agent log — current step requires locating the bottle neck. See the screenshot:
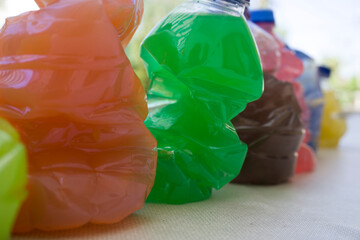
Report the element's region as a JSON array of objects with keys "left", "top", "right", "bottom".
[
  {"left": 256, "top": 22, "right": 275, "bottom": 34},
  {"left": 193, "top": 0, "right": 247, "bottom": 17},
  {"left": 320, "top": 77, "right": 331, "bottom": 91}
]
